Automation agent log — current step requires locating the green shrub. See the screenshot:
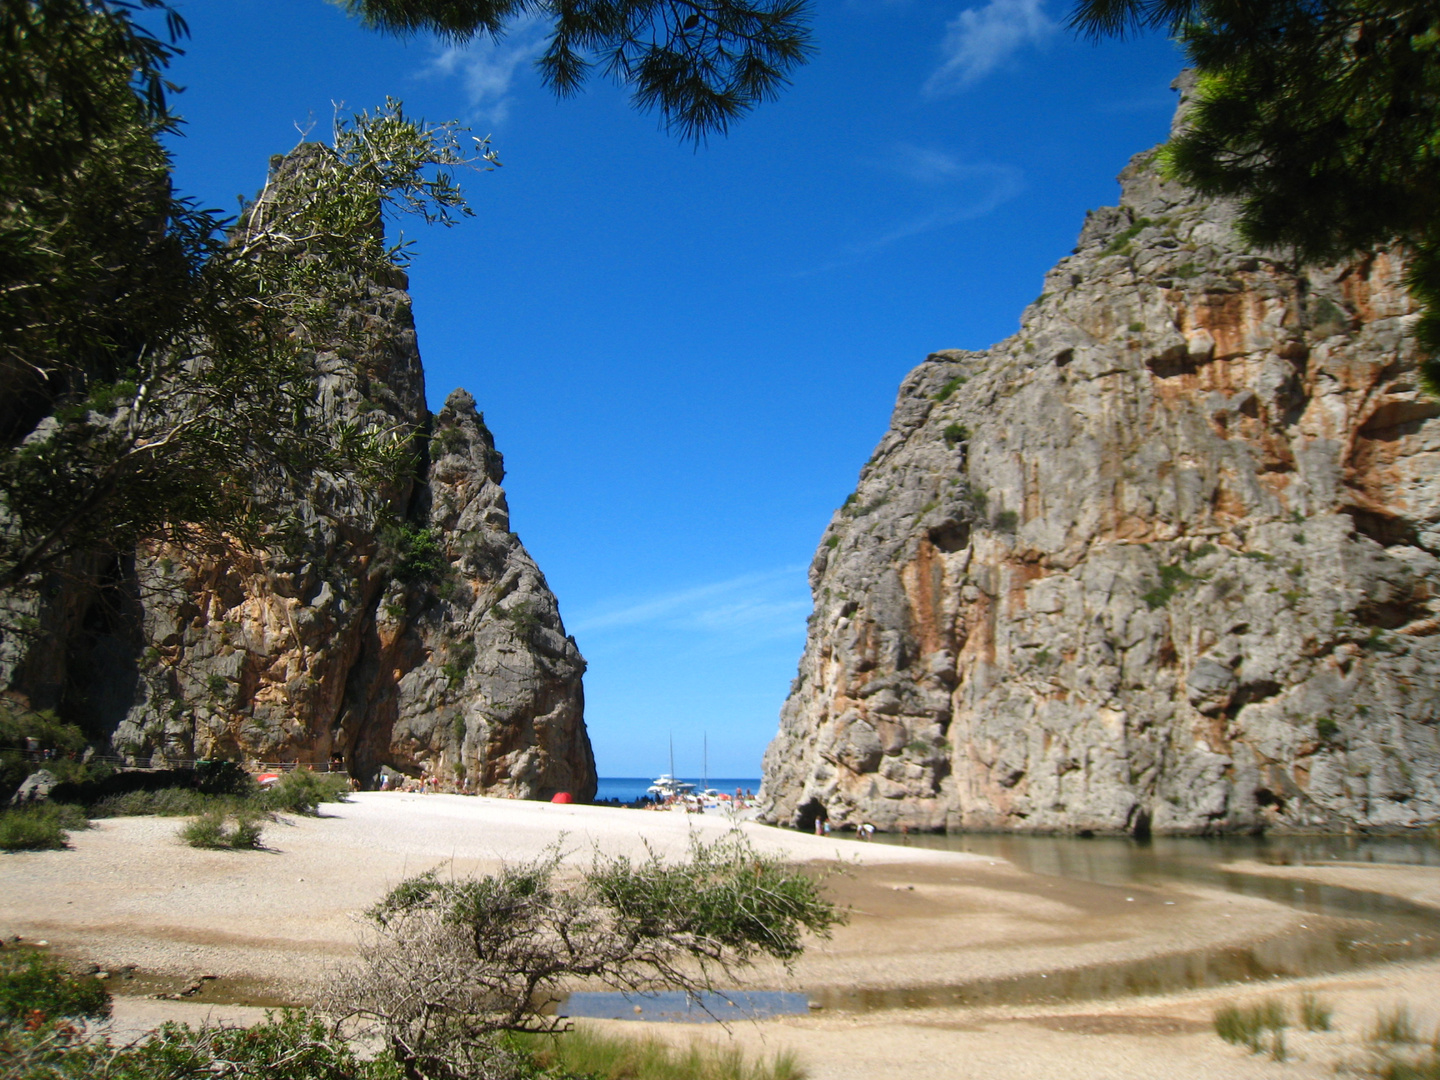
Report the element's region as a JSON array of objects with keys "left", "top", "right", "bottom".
[
  {"left": 497, "top": 600, "right": 542, "bottom": 638},
  {"left": 0, "top": 701, "right": 97, "bottom": 803},
  {"left": 1362, "top": 1045, "right": 1440, "bottom": 1080},
  {"left": 932, "top": 376, "right": 966, "bottom": 402},
  {"left": 1365, "top": 627, "right": 1397, "bottom": 652},
  {"left": 194, "top": 759, "right": 255, "bottom": 797},
  {"left": 1158, "top": 563, "right": 1197, "bottom": 589},
  {"left": 995, "top": 509, "right": 1019, "bottom": 532},
  {"left": 179, "top": 812, "right": 227, "bottom": 848},
  {"left": 942, "top": 423, "right": 969, "bottom": 448},
  {"left": 1104, "top": 217, "right": 1152, "bottom": 255},
  {"left": 1270, "top": 1028, "right": 1288, "bottom": 1062},
  {"left": 5, "top": 1006, "right": 396, "bottom": 1080},
  {"left": 0, "top": 804, "right": 90, "bottom": 851},
  {"left": 131, "top": 1011, "right": 397, "bottom": 1079},
  {"left": 435, "top": 573, "right": 463, "bottom": 602},
  {"left": 79, "top": 765, "right": 346, "bottom": 822},
  {"left": 1142, "top": 563, "right": 1199, "bottom": 610},
  {"left": 1316, "top": 718, "right": 1341, "bottom": 743},
  {"left": 518, "top": 1026, "right": 807, "bottom": 1080},
  {"left": 1214, "top": 999, "right": 1287, "bottom": 1056},
  {"left": 1372, "top": 1006, "right": 1419, "bottom": 1045},
  {"left": 179, "top": 811, "right": 266, "bottom": 850},
  {"left": 434, "top": 424, "right": 468, "bottom": 456},
  {"left": 258, "top": 770, "right": 350, "bottom": 816},
  {"left": 0, "top": 704, "right": 88, "bottom": 759},
  {"left": 90, "top": 787, "right": 216, "bottom": 817},
  {"left": 441, "top": 639, "right": 477, "bottom": 688},
  {"left": 0, "top": 950, "right": 111, "bottom": 1024},
  {"left": 1140, "top": 587, "right": 1172, "bottom": 610},
  {"left": 1299, "top": 992, "right": 1333, "bottom": 1031},
  {"left": 392, "top": 525, "right": 445, "bottom": 583}
]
